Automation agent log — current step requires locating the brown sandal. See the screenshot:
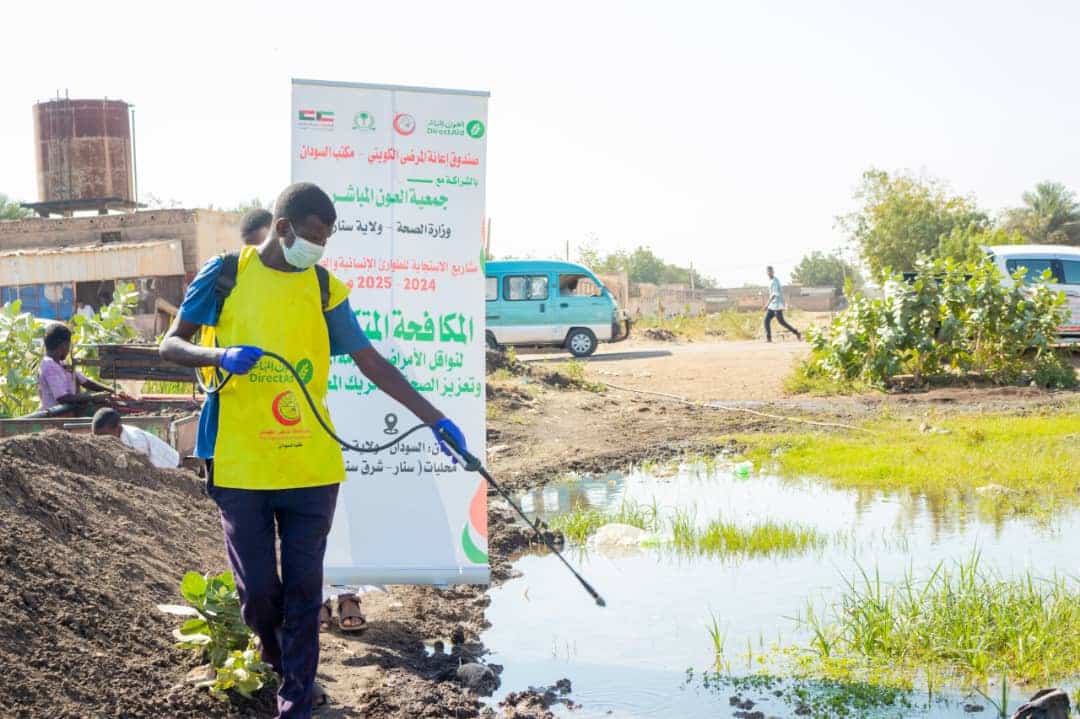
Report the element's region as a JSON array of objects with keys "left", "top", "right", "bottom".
[{"left": 335, "top": 593, "right": 366, "bottom": 633}]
